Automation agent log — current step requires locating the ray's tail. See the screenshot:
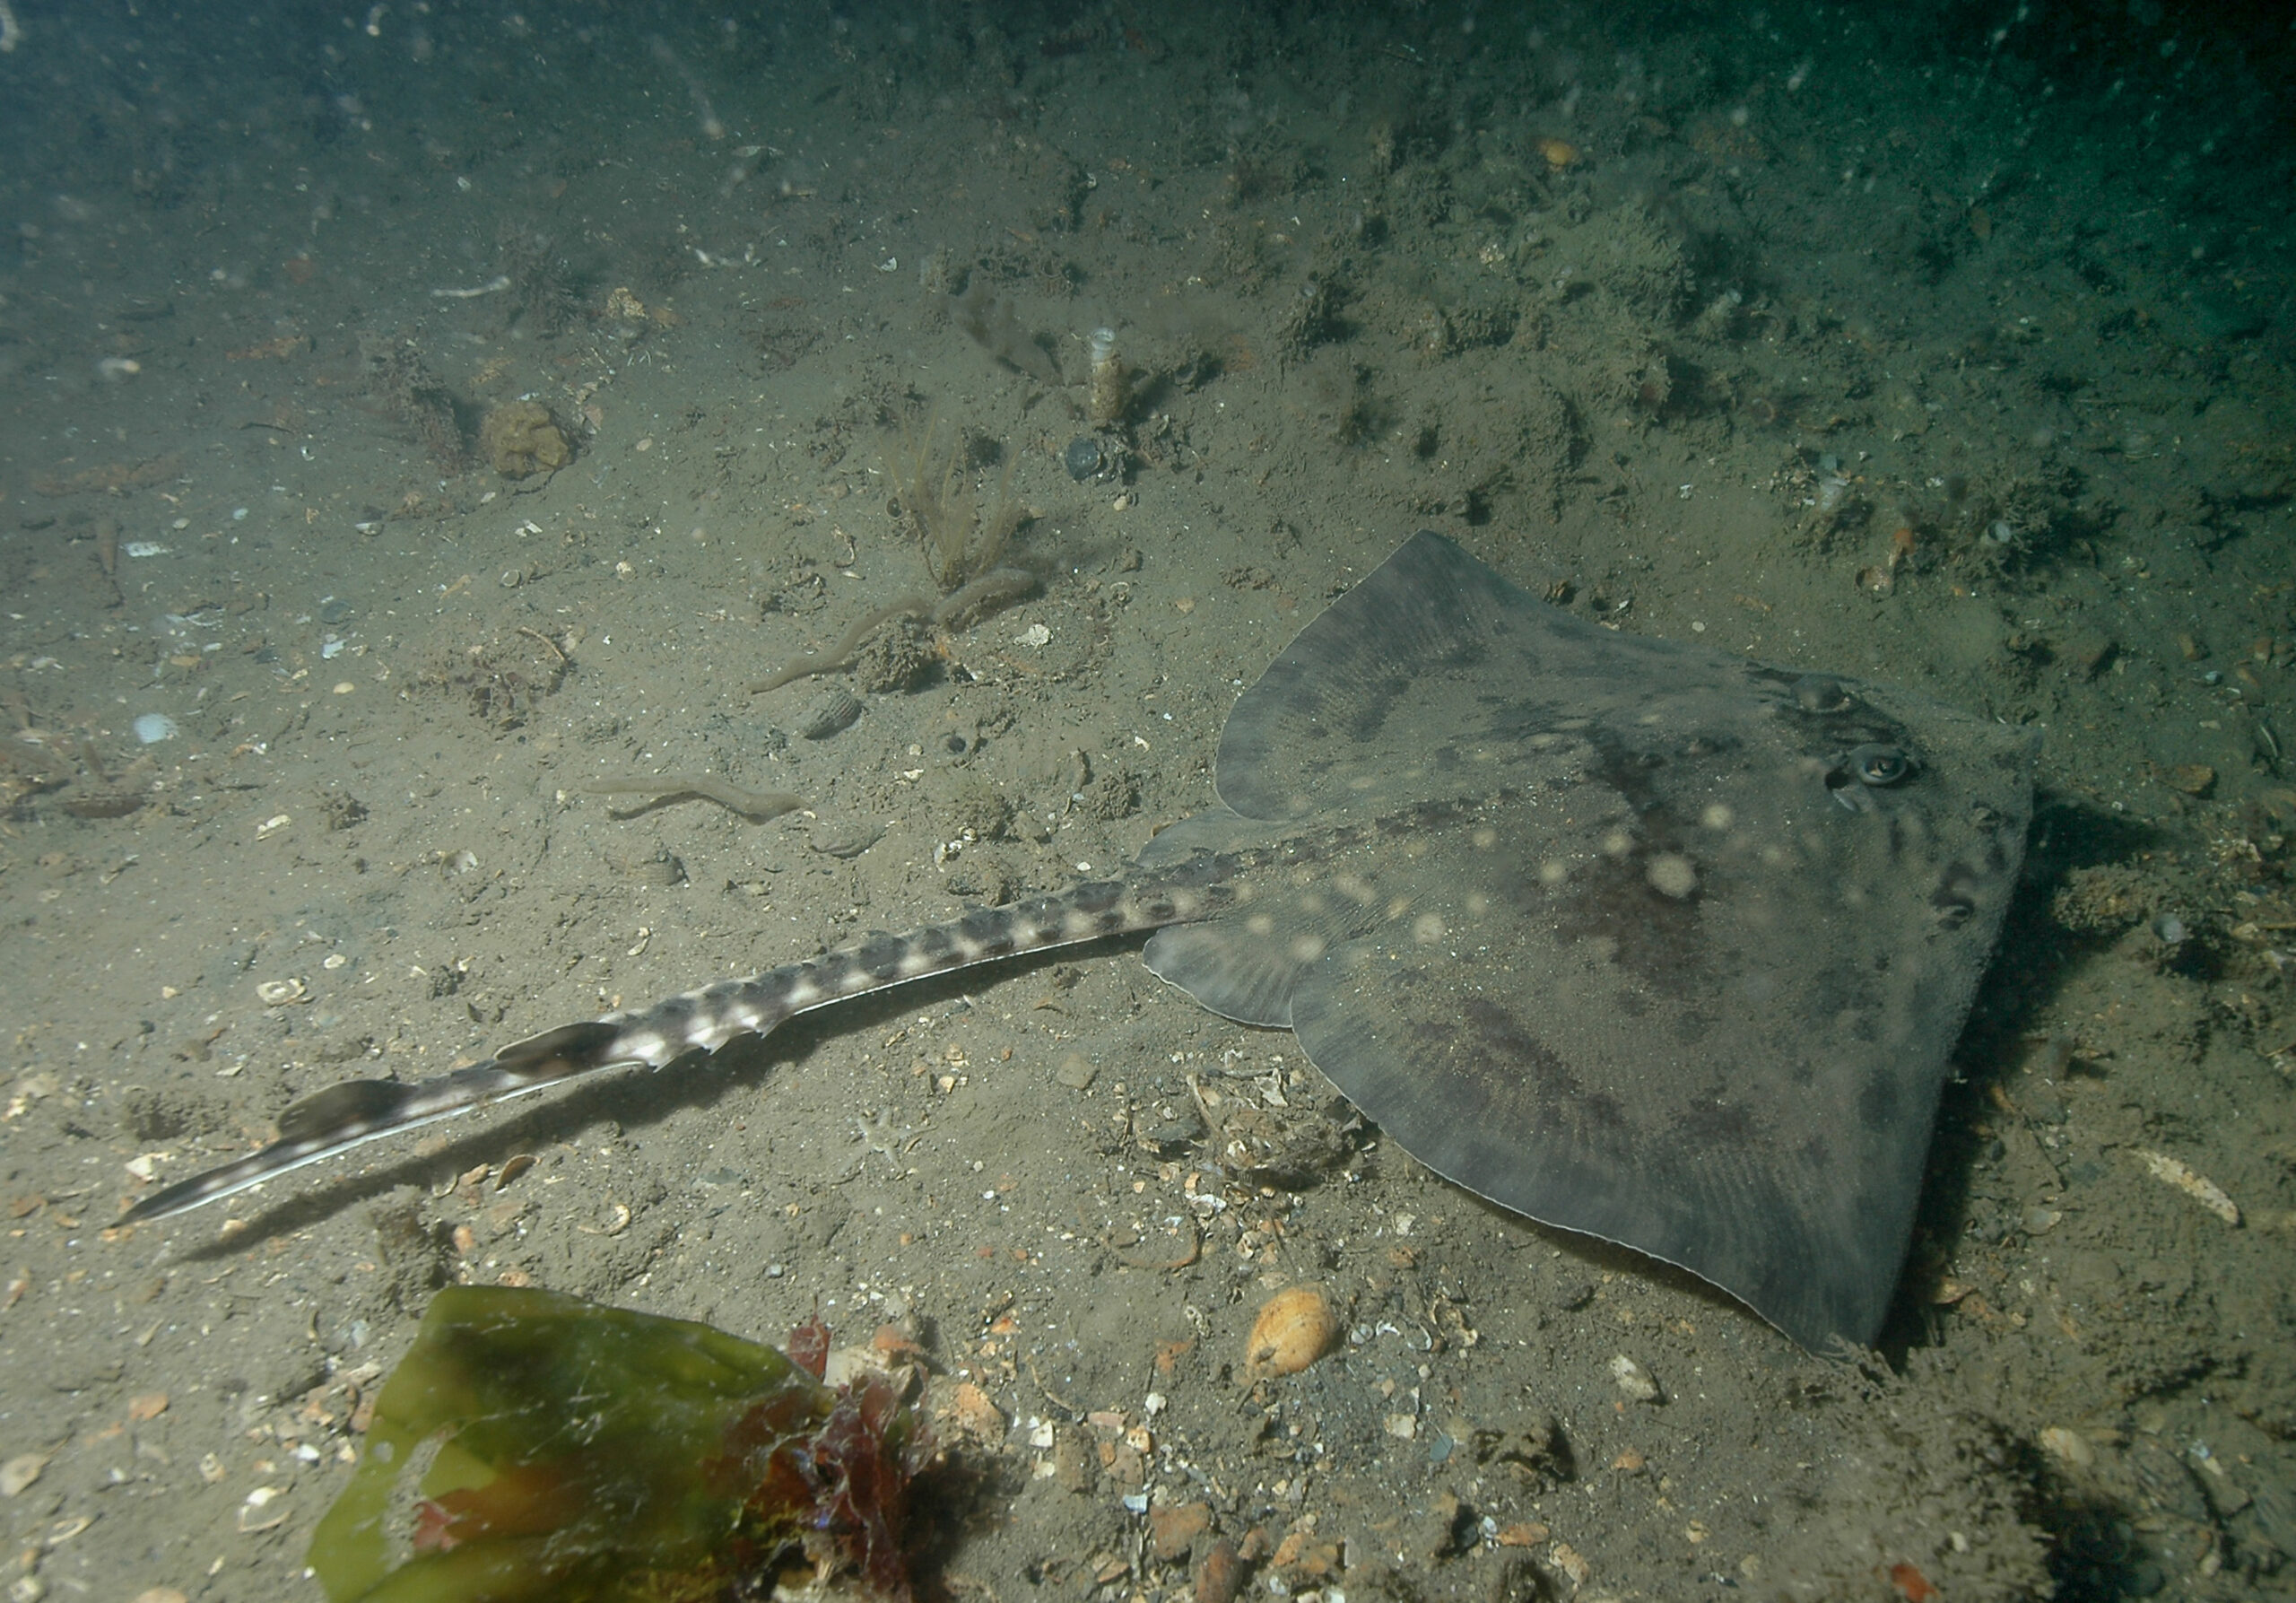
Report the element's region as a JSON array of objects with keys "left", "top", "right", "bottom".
[{"left": 121, "top": 872, "right": 1226, "bottom": 1225}]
